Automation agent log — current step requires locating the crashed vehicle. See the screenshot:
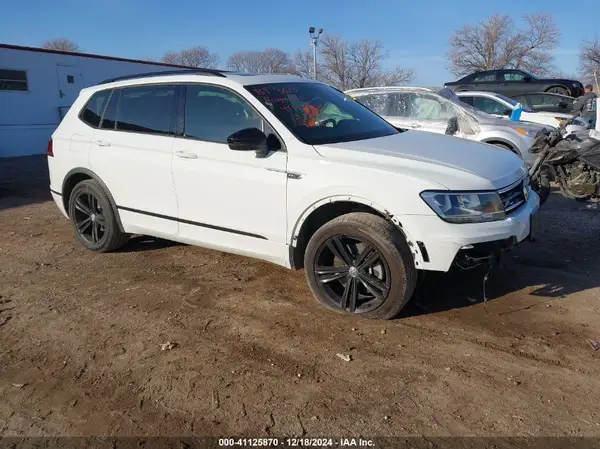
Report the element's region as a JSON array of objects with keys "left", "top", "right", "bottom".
[
  {"left": 529, "top": 102, "right": 600, "bottom": 205},
  {"left": 346, "top": 86, "right": 548, "bottom": 166},
  {"left": 455, "top": 91, "right": 589, "bottom": 135},
  {"left": 48, "top": 71, "right": 540, "bottom": 320}
]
